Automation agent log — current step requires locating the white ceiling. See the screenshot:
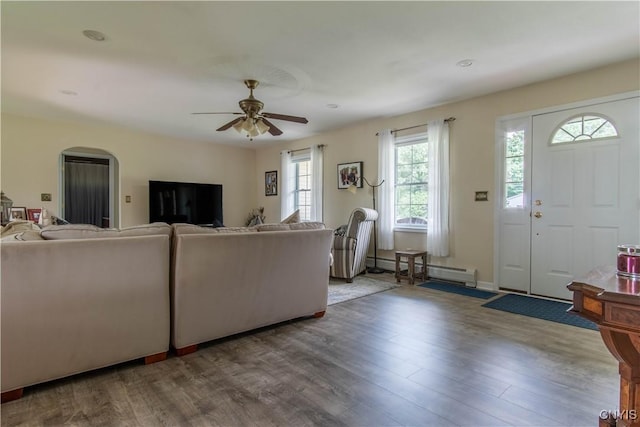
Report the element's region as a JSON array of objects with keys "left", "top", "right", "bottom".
[{"left": 2, "top": 1, "right": 639, "bottom": 147}]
